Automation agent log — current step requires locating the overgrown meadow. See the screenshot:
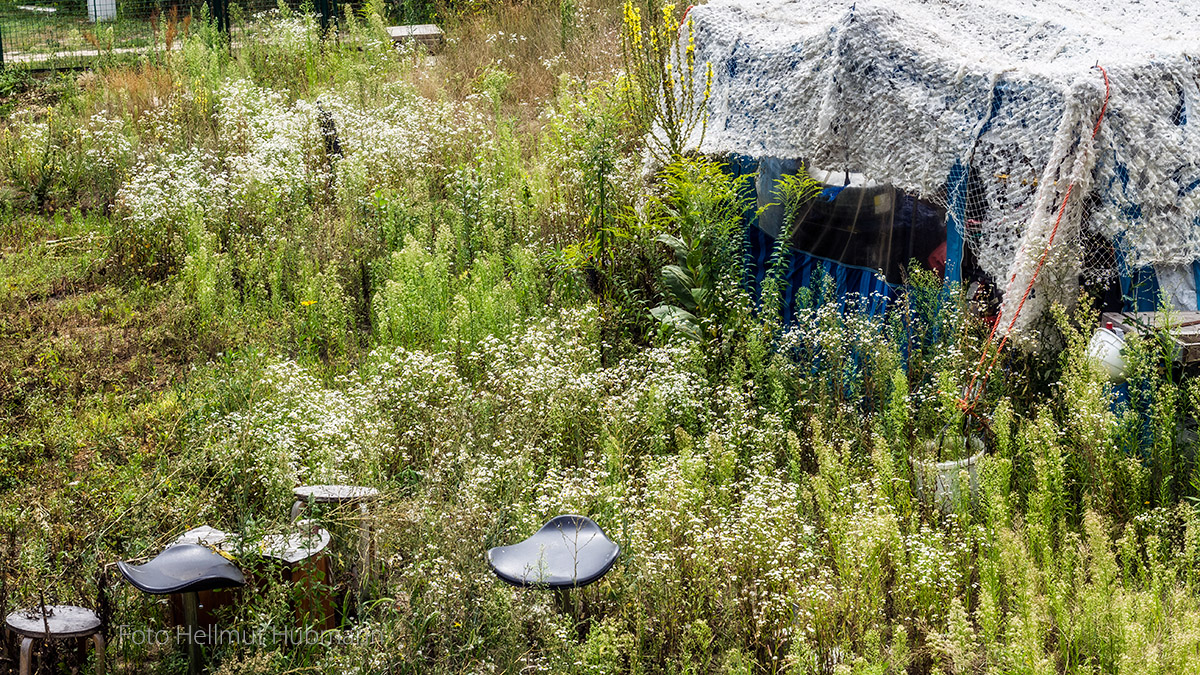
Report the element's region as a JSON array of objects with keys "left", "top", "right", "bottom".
[{"left": 3, "top": 3, "right": 1200, "bottom": 673}]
